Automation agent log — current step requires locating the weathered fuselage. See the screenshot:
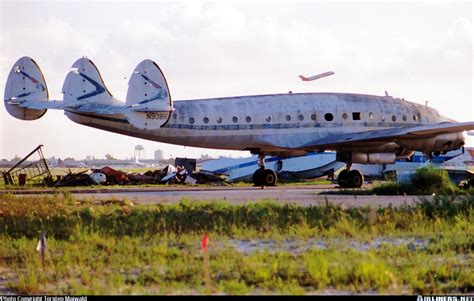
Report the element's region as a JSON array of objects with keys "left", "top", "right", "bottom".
[{"left": 65, "top": 92, "right": 461, "bottom": 156}]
